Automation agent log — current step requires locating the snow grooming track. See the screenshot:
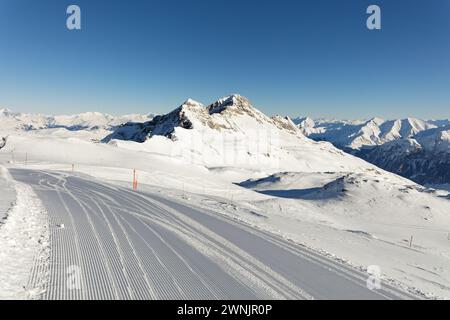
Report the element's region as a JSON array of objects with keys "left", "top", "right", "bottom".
[
  {"left": 120, "top": 198, "right": 309, "bottom": 299},
  {"left": 0, "top": 167, "right": 50, "bottom": 300},
  {"left": 9, "top": 169, "right": 416, "bottom": 300}
]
